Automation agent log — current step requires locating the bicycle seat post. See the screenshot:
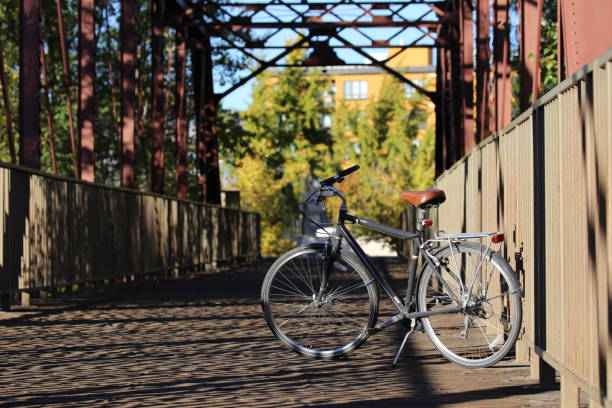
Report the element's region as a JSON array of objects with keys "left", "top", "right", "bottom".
[{"left": 416, "top": 207, "right": 428, "bottom": 232}]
